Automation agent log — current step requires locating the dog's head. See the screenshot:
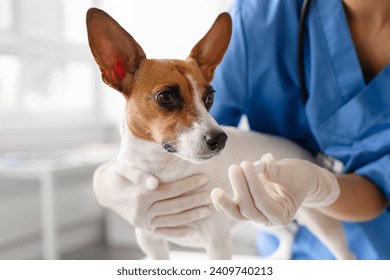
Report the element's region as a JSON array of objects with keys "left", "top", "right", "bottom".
[{"left": 86, "top": 8, "right": 232, "bottom": 163}]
